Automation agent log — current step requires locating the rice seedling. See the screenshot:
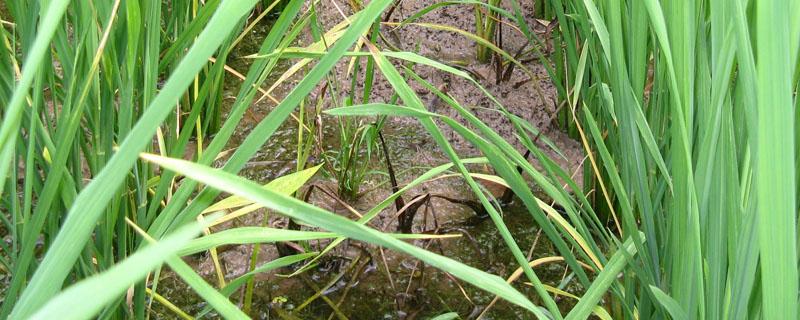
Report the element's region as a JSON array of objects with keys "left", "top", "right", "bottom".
[
  {"left": 1, "top": 0, "right": 798, "bottom": 318},
  {"left": 324, "top": 117, "right": 377, "bottom": 200},
  {"left": 474, "top": 0, "right": 502, "bottom": 63}
]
